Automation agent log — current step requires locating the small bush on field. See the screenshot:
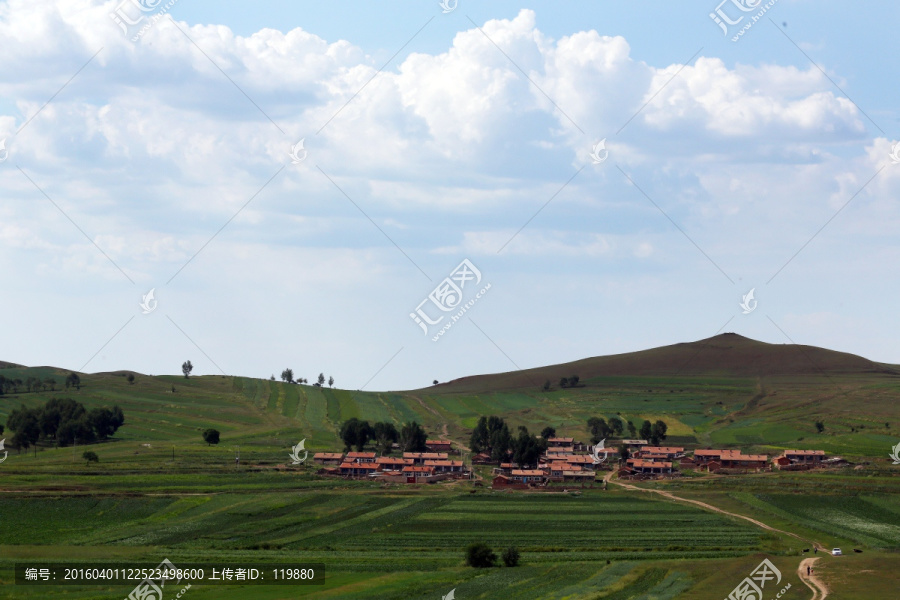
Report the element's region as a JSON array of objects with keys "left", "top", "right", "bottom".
[
  {"left": 502, "top": 546, "right": 520, "bottom": 567},
  {"left": 465, "top": 543, "right": 497, "bottom": 568}
]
